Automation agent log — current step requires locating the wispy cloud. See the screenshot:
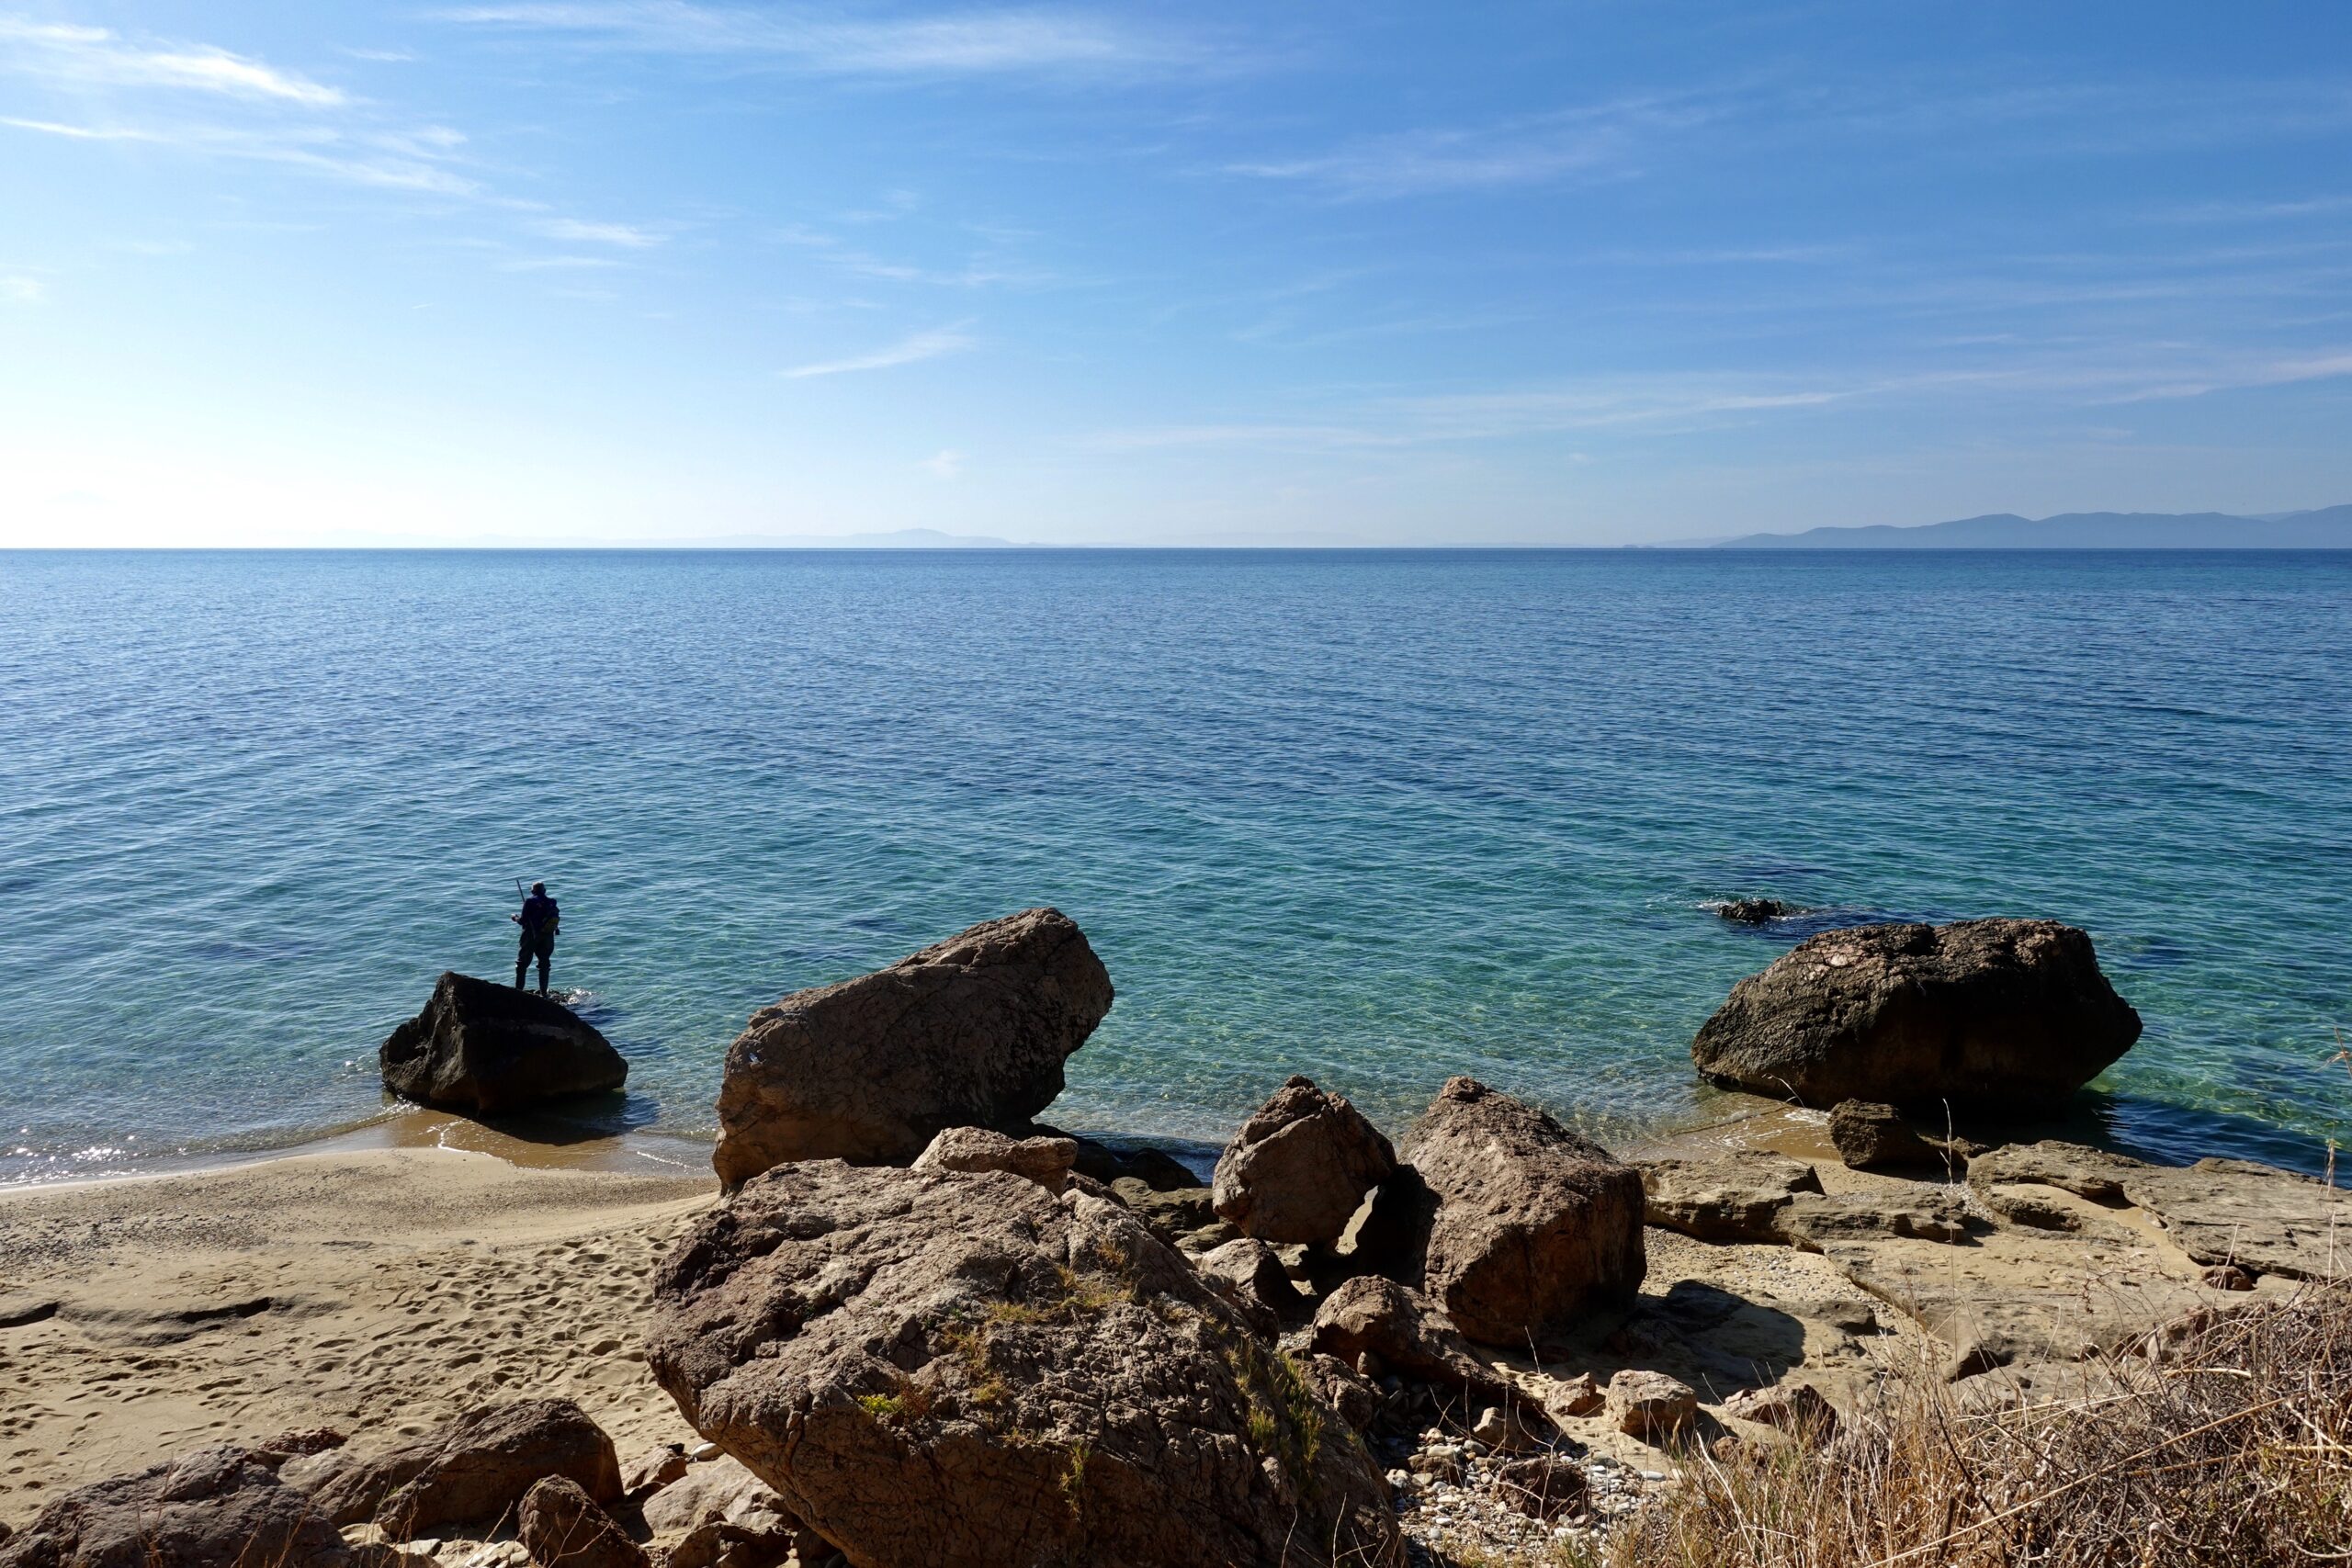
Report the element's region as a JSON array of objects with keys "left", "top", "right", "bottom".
[
  {"left": 920, "top": 447, "right": 964, "bottom": 478},
  {"left": 0, "top": 275, "right": 43, "bottom": 305},
  {"left": 780, "top": 324, "right": 975, "bottom": 378},
  {"left": 0, "top": 17, "right": 345, "bottom": 106},
  {"left": 436, "top": 2, "right": 1212, "bottom": 77},
  {"left": 771, "top": 223, "right": 1049, "bottom": 288},
  {"left": 1, "top": 114, "right": 482, "bottom": 196},
  {"left": 537, "top": 217, "right": 664, "bottom": 247}
]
